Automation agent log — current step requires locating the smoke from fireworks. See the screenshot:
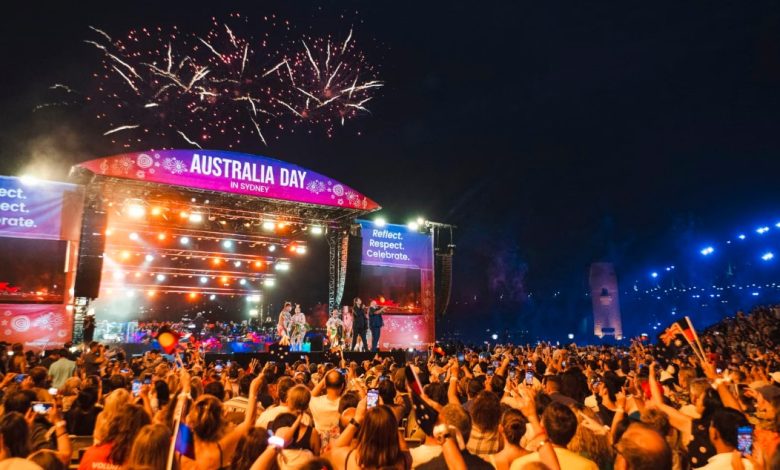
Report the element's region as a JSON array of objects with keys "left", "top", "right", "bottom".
[{"left": 44, "top": 14, "right": 382, "bottom": 150}]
